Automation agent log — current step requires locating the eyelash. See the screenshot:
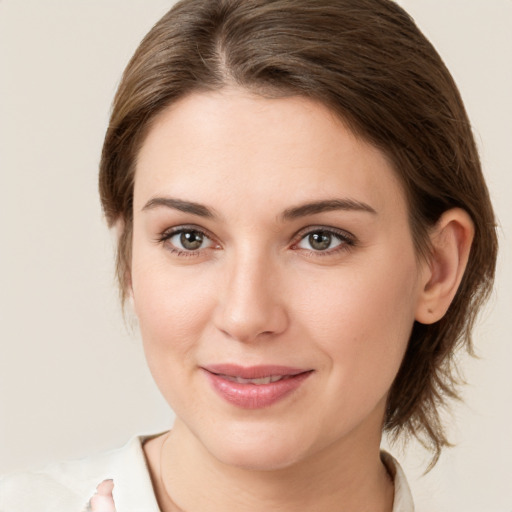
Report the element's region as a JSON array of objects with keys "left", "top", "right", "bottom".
[
  {"left": 156, "top": 225, "right": 356, "bottom": 257},
  {"left": 292, "top": 226, "right": 356, "bottom": 257},
  {"left": 156, "top": 225, "right": 217, "bottom": 257}
]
